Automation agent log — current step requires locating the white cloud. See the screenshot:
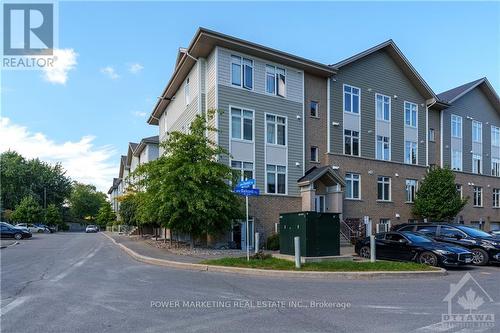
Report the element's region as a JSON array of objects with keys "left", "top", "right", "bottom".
[
  {"left": 131, "top": 110, "right": 147, "bottom": 117},
  {"left": 128, "top": 63, "right": 144, "bottom": 74},
  {"left": 100, "top": 66, "right": 120, "bottom": 79},
  {"left": 0, "top": 117, "right": 117, "bottom": 193},
  {"left": 42, "top": 48, "right": 78, "bottom": 85}
]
